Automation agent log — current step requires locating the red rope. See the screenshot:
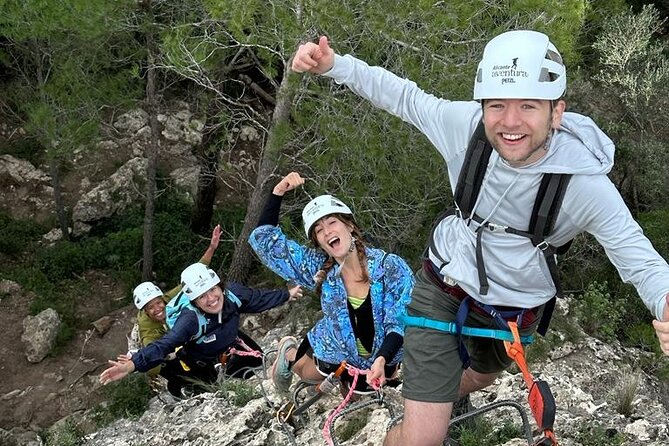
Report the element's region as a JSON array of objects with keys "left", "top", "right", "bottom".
[
  {"left": 227, "top": 337, "right": 263, "bottom": 358},
  {"left": 322, "top": 365, "right": 381, "bottom": 446}
]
